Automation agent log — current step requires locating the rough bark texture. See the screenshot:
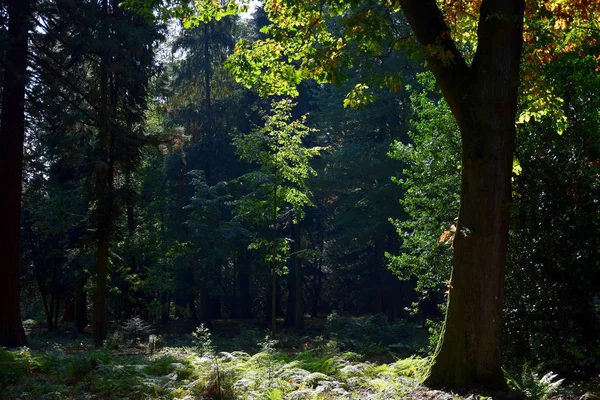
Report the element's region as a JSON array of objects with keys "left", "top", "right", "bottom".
[
  {"left": 400, "top": 0, "right": 524, "bottom": 389},
  {"left": 0, "top": 0, "right": 30, "bottom": 348}
]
